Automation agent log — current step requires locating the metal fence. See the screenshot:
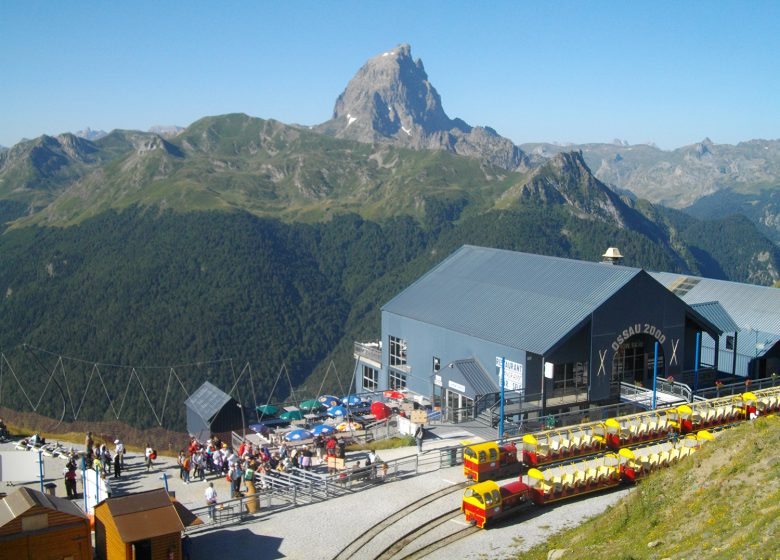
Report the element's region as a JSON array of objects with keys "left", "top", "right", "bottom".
[{"left": 184, "top": 454, "right": 421, "bottom": 533}]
